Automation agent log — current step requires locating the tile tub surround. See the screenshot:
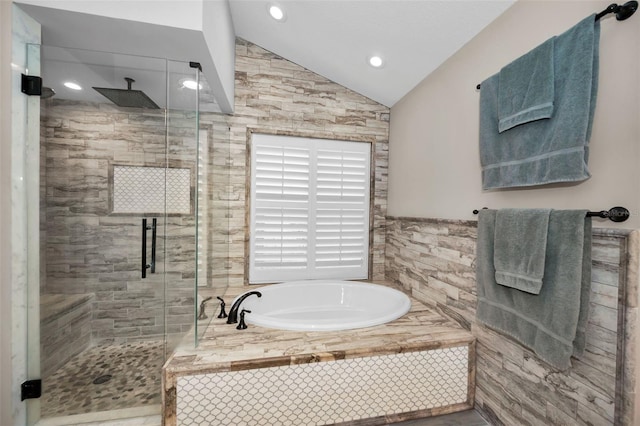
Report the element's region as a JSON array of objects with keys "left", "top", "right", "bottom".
[
  {"left": 163, "top": 287, "right": 475, "bottom": 426},
  {"left": 386, "top": 217, "right": 639, "bottom": 426},
  {"left": 226, "top": 39, "right": 390, "bottom": 286}
]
